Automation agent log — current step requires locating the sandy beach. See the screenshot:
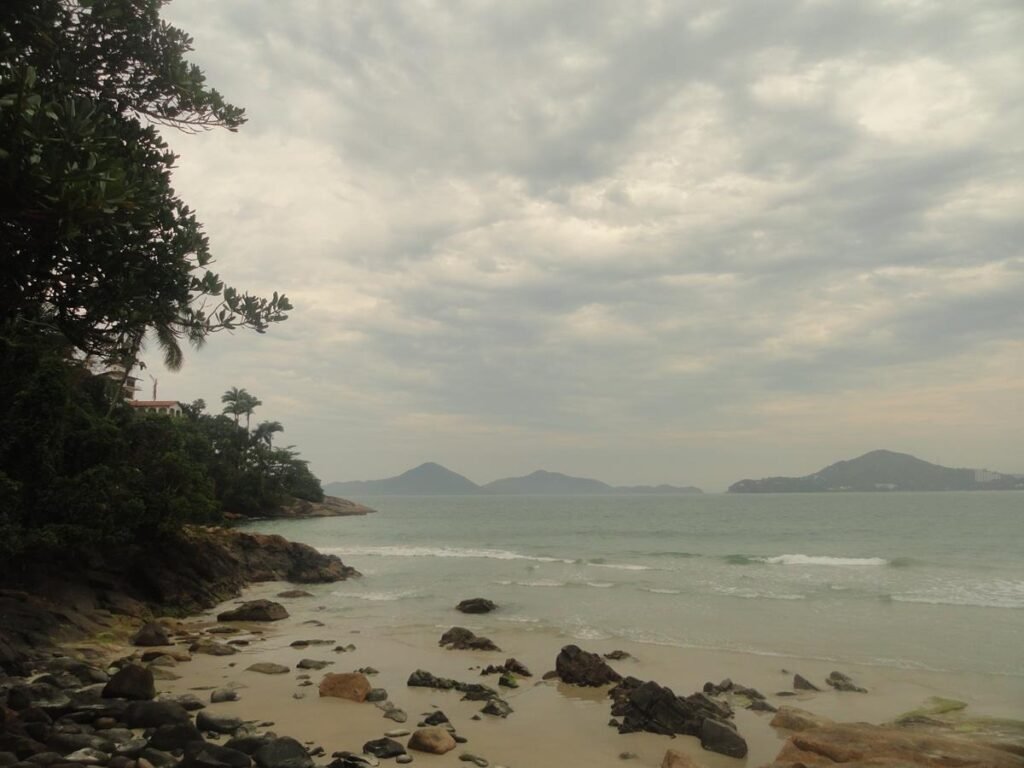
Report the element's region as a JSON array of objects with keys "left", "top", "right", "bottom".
[{"left": 143, "top": 580, "right": 1024, "bottom": 767}]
